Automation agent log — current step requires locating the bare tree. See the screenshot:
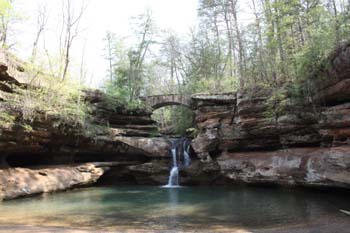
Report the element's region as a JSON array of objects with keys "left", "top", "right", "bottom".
[
  {"left": 251, "top": 0, "right": 267, "bottom": 80},
  {"left": 329, "top": 0, "right": 340, "bottom": 44},
  {"left": 59, "top": 0, "right": 88, "bottom": 81},
  {"left": 0, "top": 0, "right": 18, "bottom": 48},
  {"left": 0, "top": 12, "right": 10, "bottom": 47},
  {"left": 31, "top": 3, "right": 48, "bottom": 62},
  {"left": 161, "top": 33, "right": 184, "bottom": 93},
  {"left": 79, "top": 39, "right": 88, "bottom": 84},
  {"left": 128, "top": 11, "right": 155, "bottom": 101},
  {"left": 103, "top": 31, "right": 116, "bottom": 82},
  {"left": 222, "top": 0, "right": 234, "bottom": 78}
]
